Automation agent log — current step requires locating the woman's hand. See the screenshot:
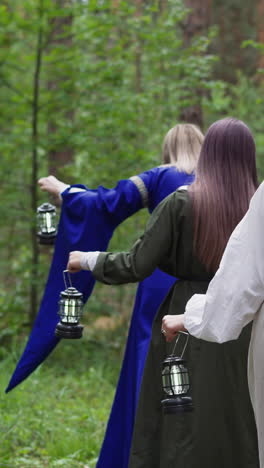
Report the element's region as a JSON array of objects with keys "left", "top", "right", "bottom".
[
  {"left": 161, "top": 314, "right": 186, "bottom": 342},
  {"left": 38, "top": 175, "right": 69, "bottom": 205},
  {"left": 67, "top": 251, "right": 83, "bottom": 273}
]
